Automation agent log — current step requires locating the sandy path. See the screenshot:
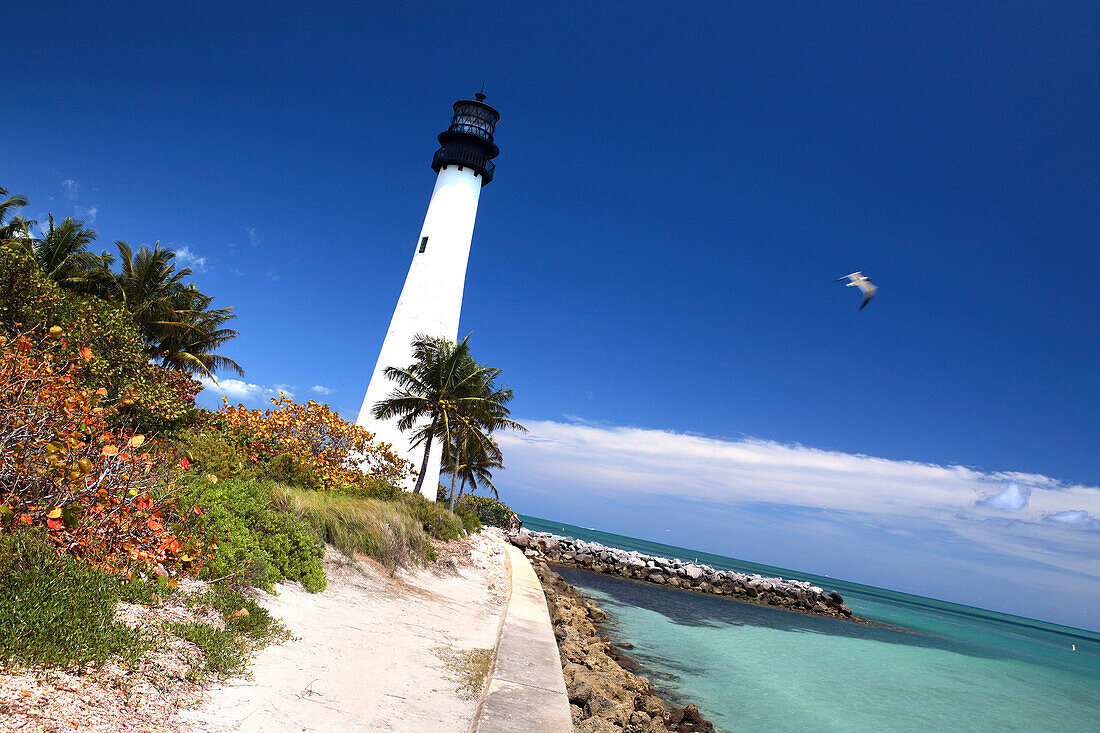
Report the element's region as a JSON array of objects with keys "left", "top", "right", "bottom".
[{"left": 177, "top": 533, "right": 509, "bottom": 733}]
